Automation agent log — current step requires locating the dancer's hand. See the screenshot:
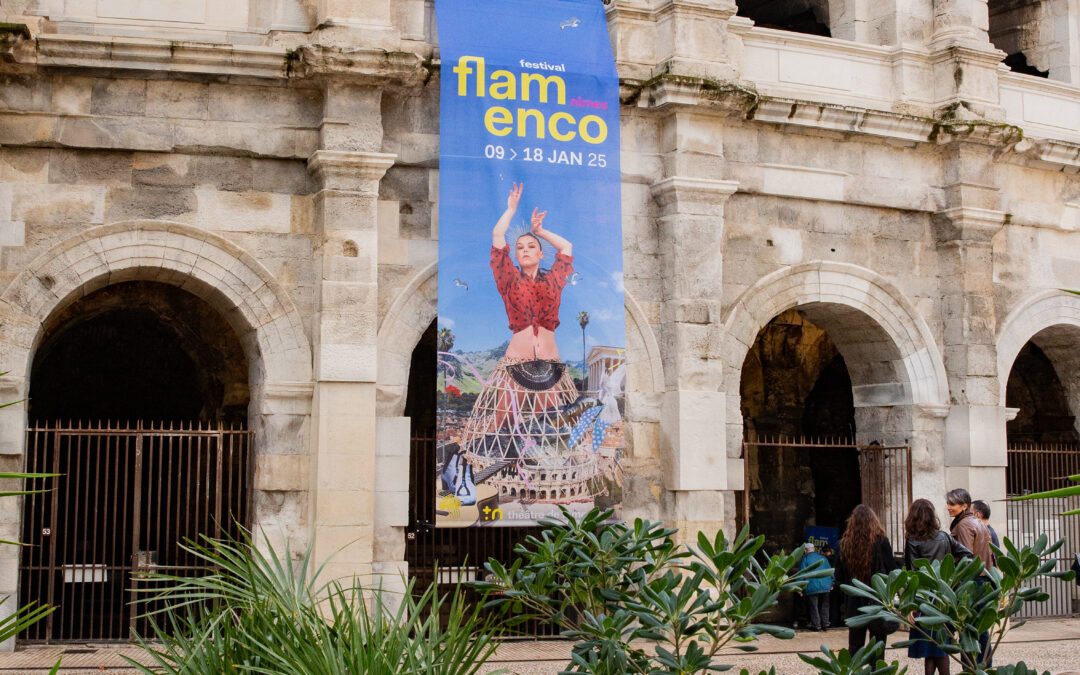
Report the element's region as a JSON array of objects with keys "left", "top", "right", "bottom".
[
  {"left": 507, "top": 182, "right": 523, "bottom": 213},
  {"left": 531, "top": 207, "right": 547, "bottom": 235}
]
